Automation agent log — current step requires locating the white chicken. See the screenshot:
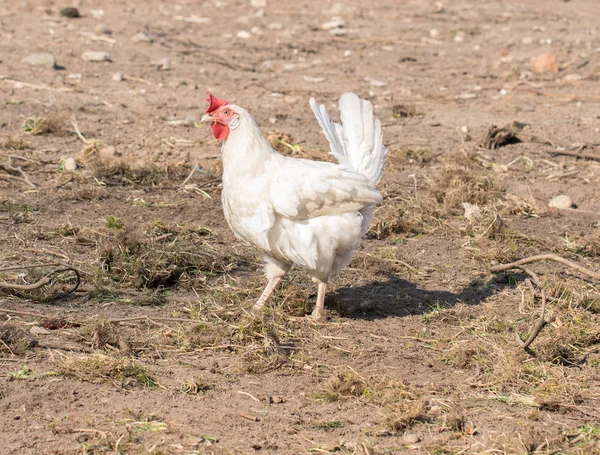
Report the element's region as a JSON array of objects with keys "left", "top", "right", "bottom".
[{"left": 200, "top": 92, "right": 387, "bottom": 319}]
